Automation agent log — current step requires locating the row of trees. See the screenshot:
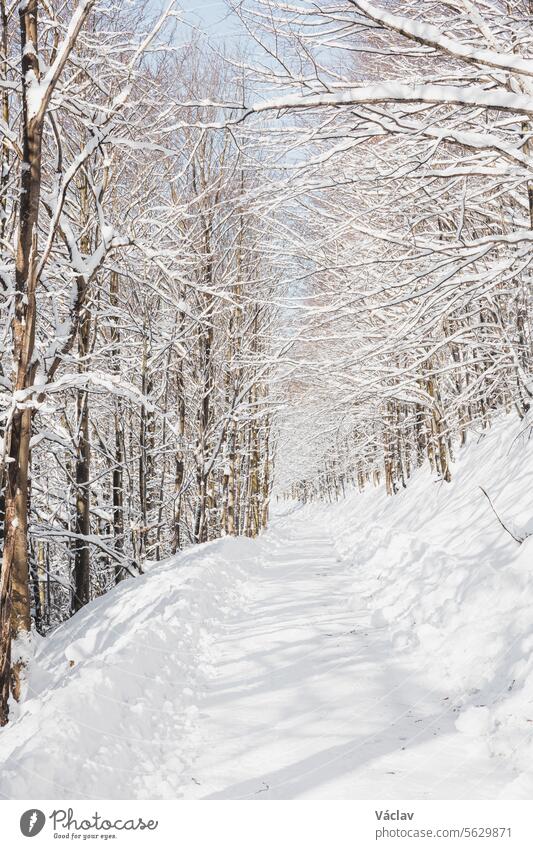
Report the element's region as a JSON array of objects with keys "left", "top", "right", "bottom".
[
  {"left": 0, "top": 2, "right": 282, "bottom": 725},
  {"left": 241, "top": 0, "right": 532, "bottom": 501}
]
